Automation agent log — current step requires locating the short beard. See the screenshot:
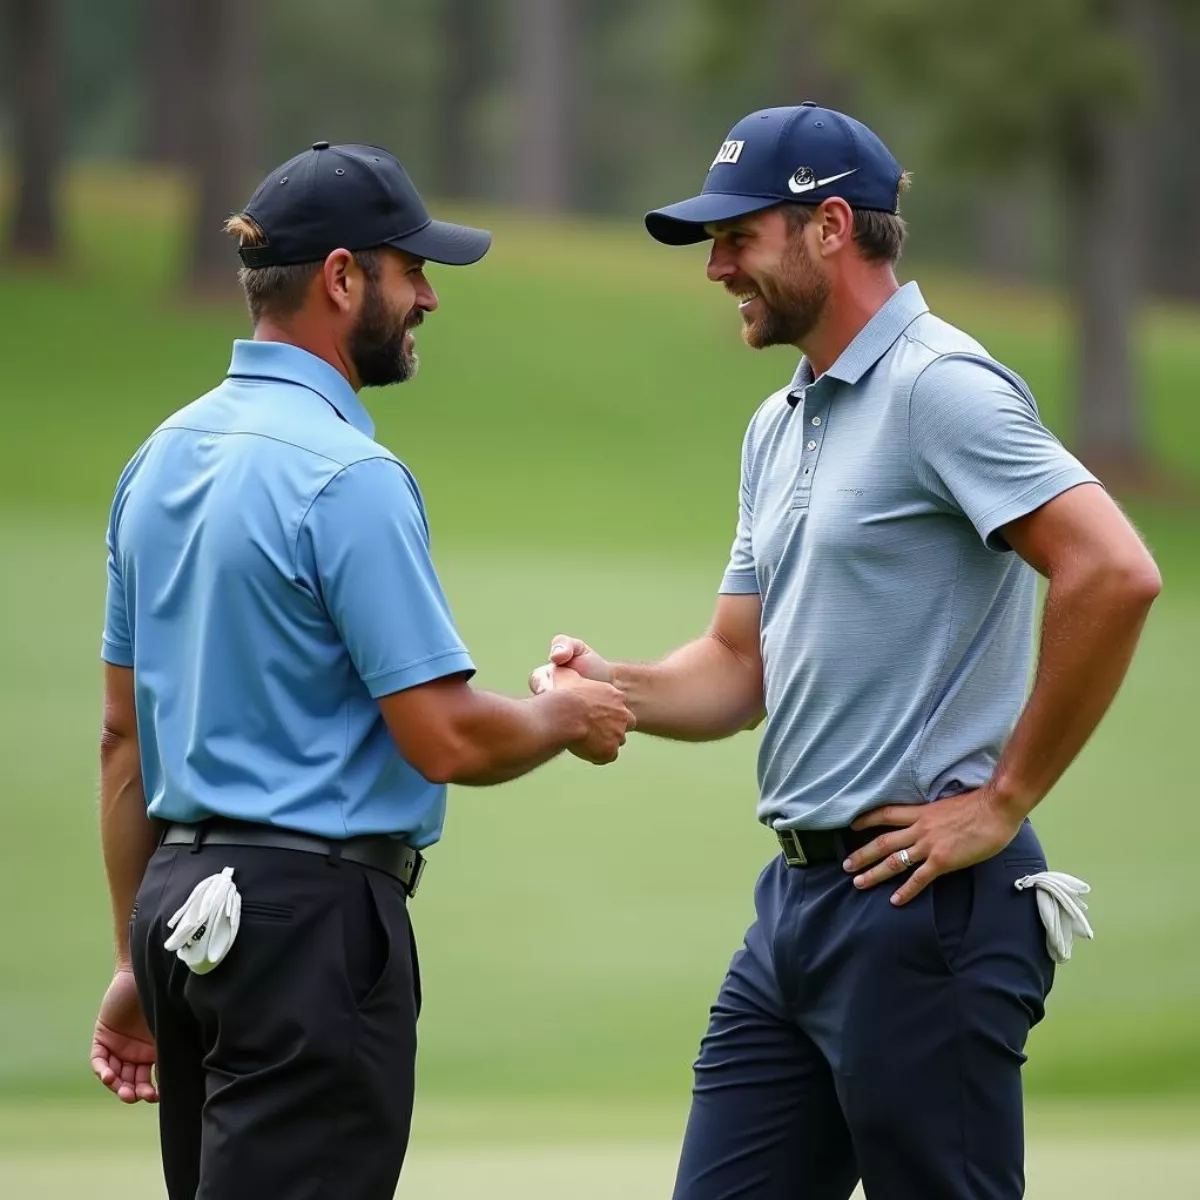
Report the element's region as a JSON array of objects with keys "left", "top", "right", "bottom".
[
  {"left": 349, "top": 279, "right": 420, "bottom": 388},
  {"left": 742, "top": 238, "right": 830, "bottom": 350}
]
